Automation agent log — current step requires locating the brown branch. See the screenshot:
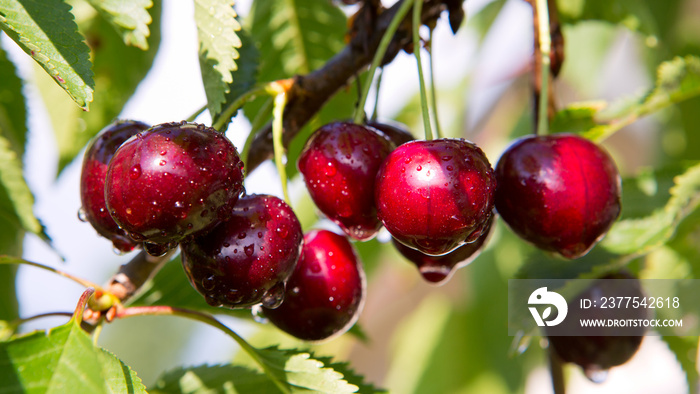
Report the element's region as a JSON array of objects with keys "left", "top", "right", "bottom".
[
  {"left": 245, "top": 0, "right": 447, "bottom": 173},
  {"left": 532, "top": 0, "right": 563, "bottom": 126}
]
